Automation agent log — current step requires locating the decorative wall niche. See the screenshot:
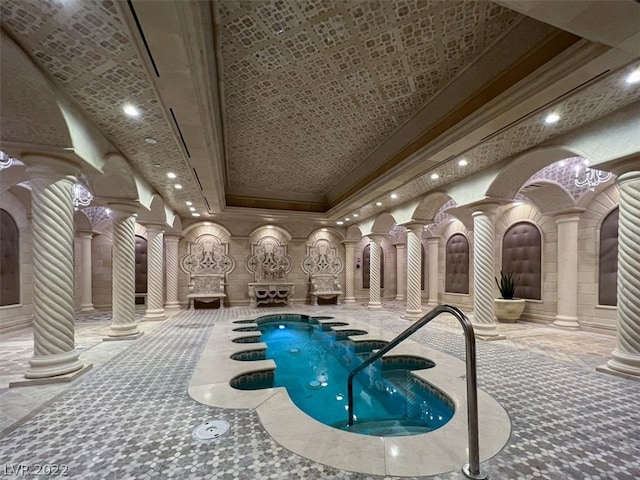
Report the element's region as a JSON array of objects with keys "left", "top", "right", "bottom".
[
  {"left": 181, "top": 234, "right": 234, "bottom": 278},
  {"left": 246, "top": 236, "right": 292, "bottom": 282},
  {"left": 302, "top": 238, "right": 343, "bottom": 277}
]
